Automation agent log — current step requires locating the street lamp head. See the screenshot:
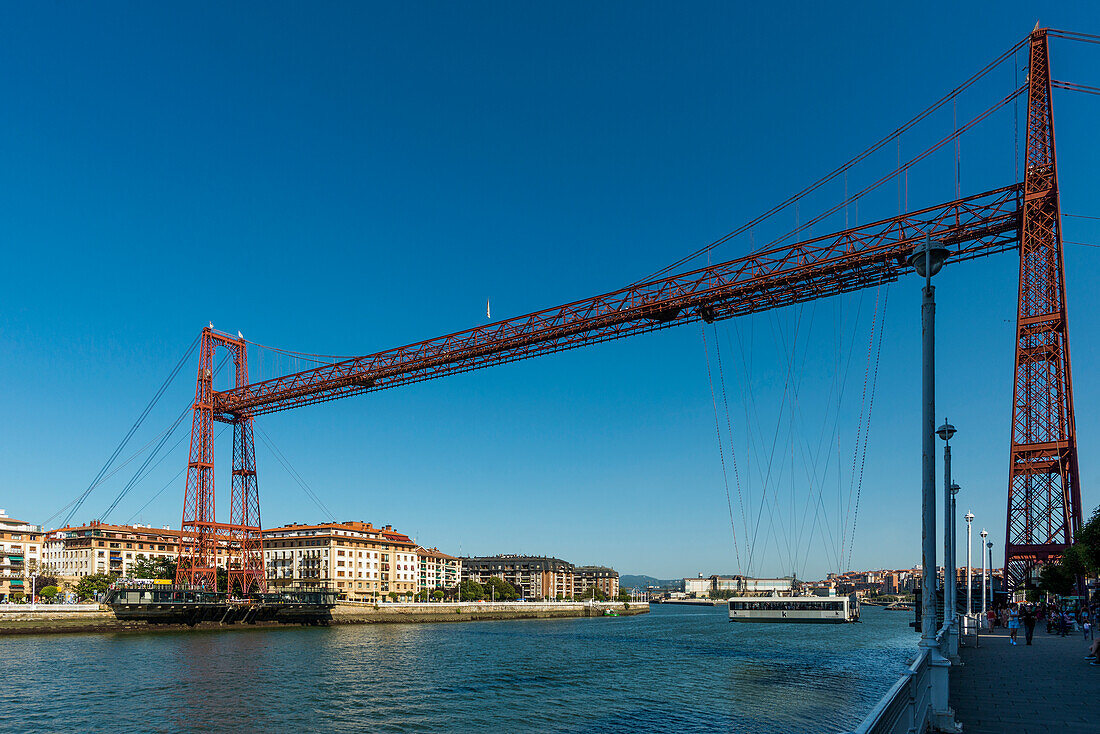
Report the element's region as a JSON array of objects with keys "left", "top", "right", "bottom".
[
  {"left": 986, "top": 541, "right": 993, "bottom": 549},
  {"left": 950, "top": 482, "right": 960, "bottom": 496},
  {"left": 936, "top": 421, "right": 957, "bottom": 442},
  {"left": 965, "top": 511, "right": 974, "bottom": 522},
  {"left": 907, "top": 236, "right": 950, "bottom": 277},
  {"left": 980, "top": 528, "right": 988, "bottom": 538}
]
